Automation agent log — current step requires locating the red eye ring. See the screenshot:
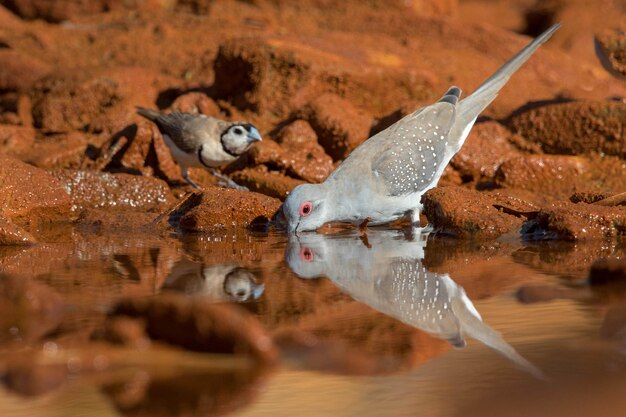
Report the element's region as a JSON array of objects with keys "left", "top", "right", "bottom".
[
  {"left": 299, "top": 201, "right": 313, "bottom": 217},
  {"left": 300, "top": 247, "right": 314, "bottom": 262}
]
